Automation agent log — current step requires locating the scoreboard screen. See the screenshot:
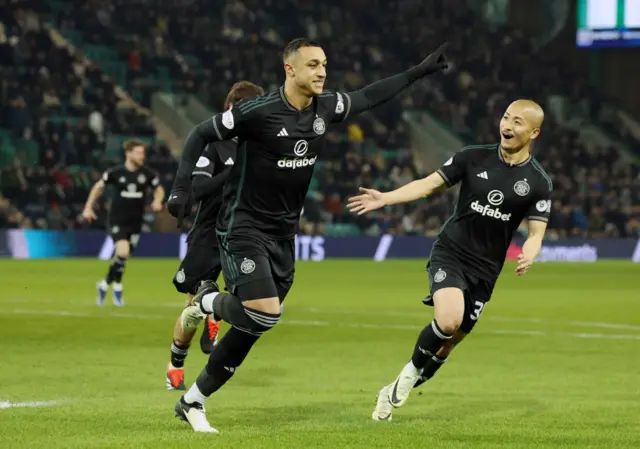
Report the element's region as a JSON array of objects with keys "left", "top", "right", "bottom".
[{"left": 577, "top": 0, "right": 640, "bottom": 48}]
